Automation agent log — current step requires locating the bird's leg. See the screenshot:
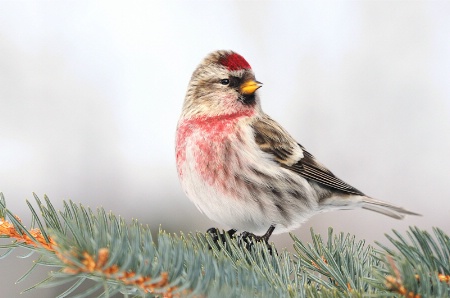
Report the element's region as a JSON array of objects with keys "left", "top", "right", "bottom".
[
  {"left": 240, "top": 225, "right": 276, "bottom": 254},
  {"left": 240, "top": 225, "right": 275, "bottom": 243}
]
